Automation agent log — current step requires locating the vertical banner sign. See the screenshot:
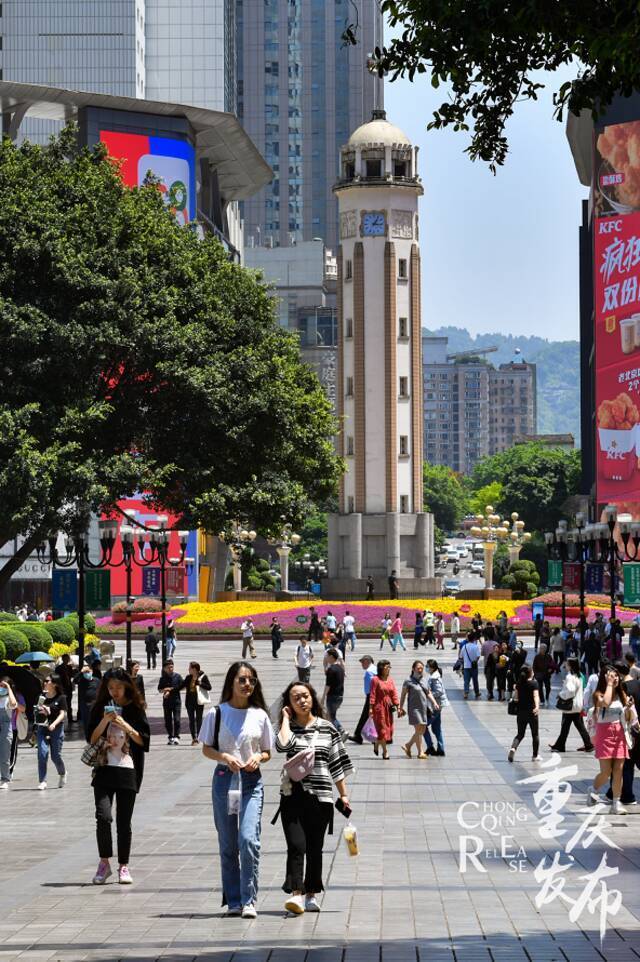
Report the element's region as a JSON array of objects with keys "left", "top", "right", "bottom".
[
  {"left": 562, "top": 563, "right": 582, "bottom": 591},
  {"left": 52, "top": 569, "right": 78, "bottom": 611},
  {"left": 624, "top": 563, "right": 640, "bottom": 604},
  {"left": 85, "top": 570, "right": 111, "bottom": 609},
  {"left": 166, "top": 567, "right": 185, "bottom": 596},
  {"left": 547, "top": 560, "right": 562, "bottom": 586},
  {"left": 585, "top": 563, "right": 605, "bottom": 594},
  {"left": 142, "top": 568, "right": 160, "bottom": 596}
]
